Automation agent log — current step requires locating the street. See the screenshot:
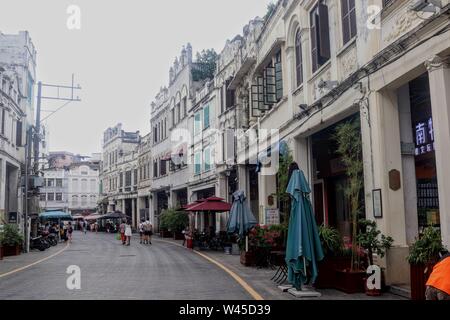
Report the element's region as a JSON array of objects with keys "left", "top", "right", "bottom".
[{"left": 0, "top": 232, "right": 252, "bottom": 300}]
